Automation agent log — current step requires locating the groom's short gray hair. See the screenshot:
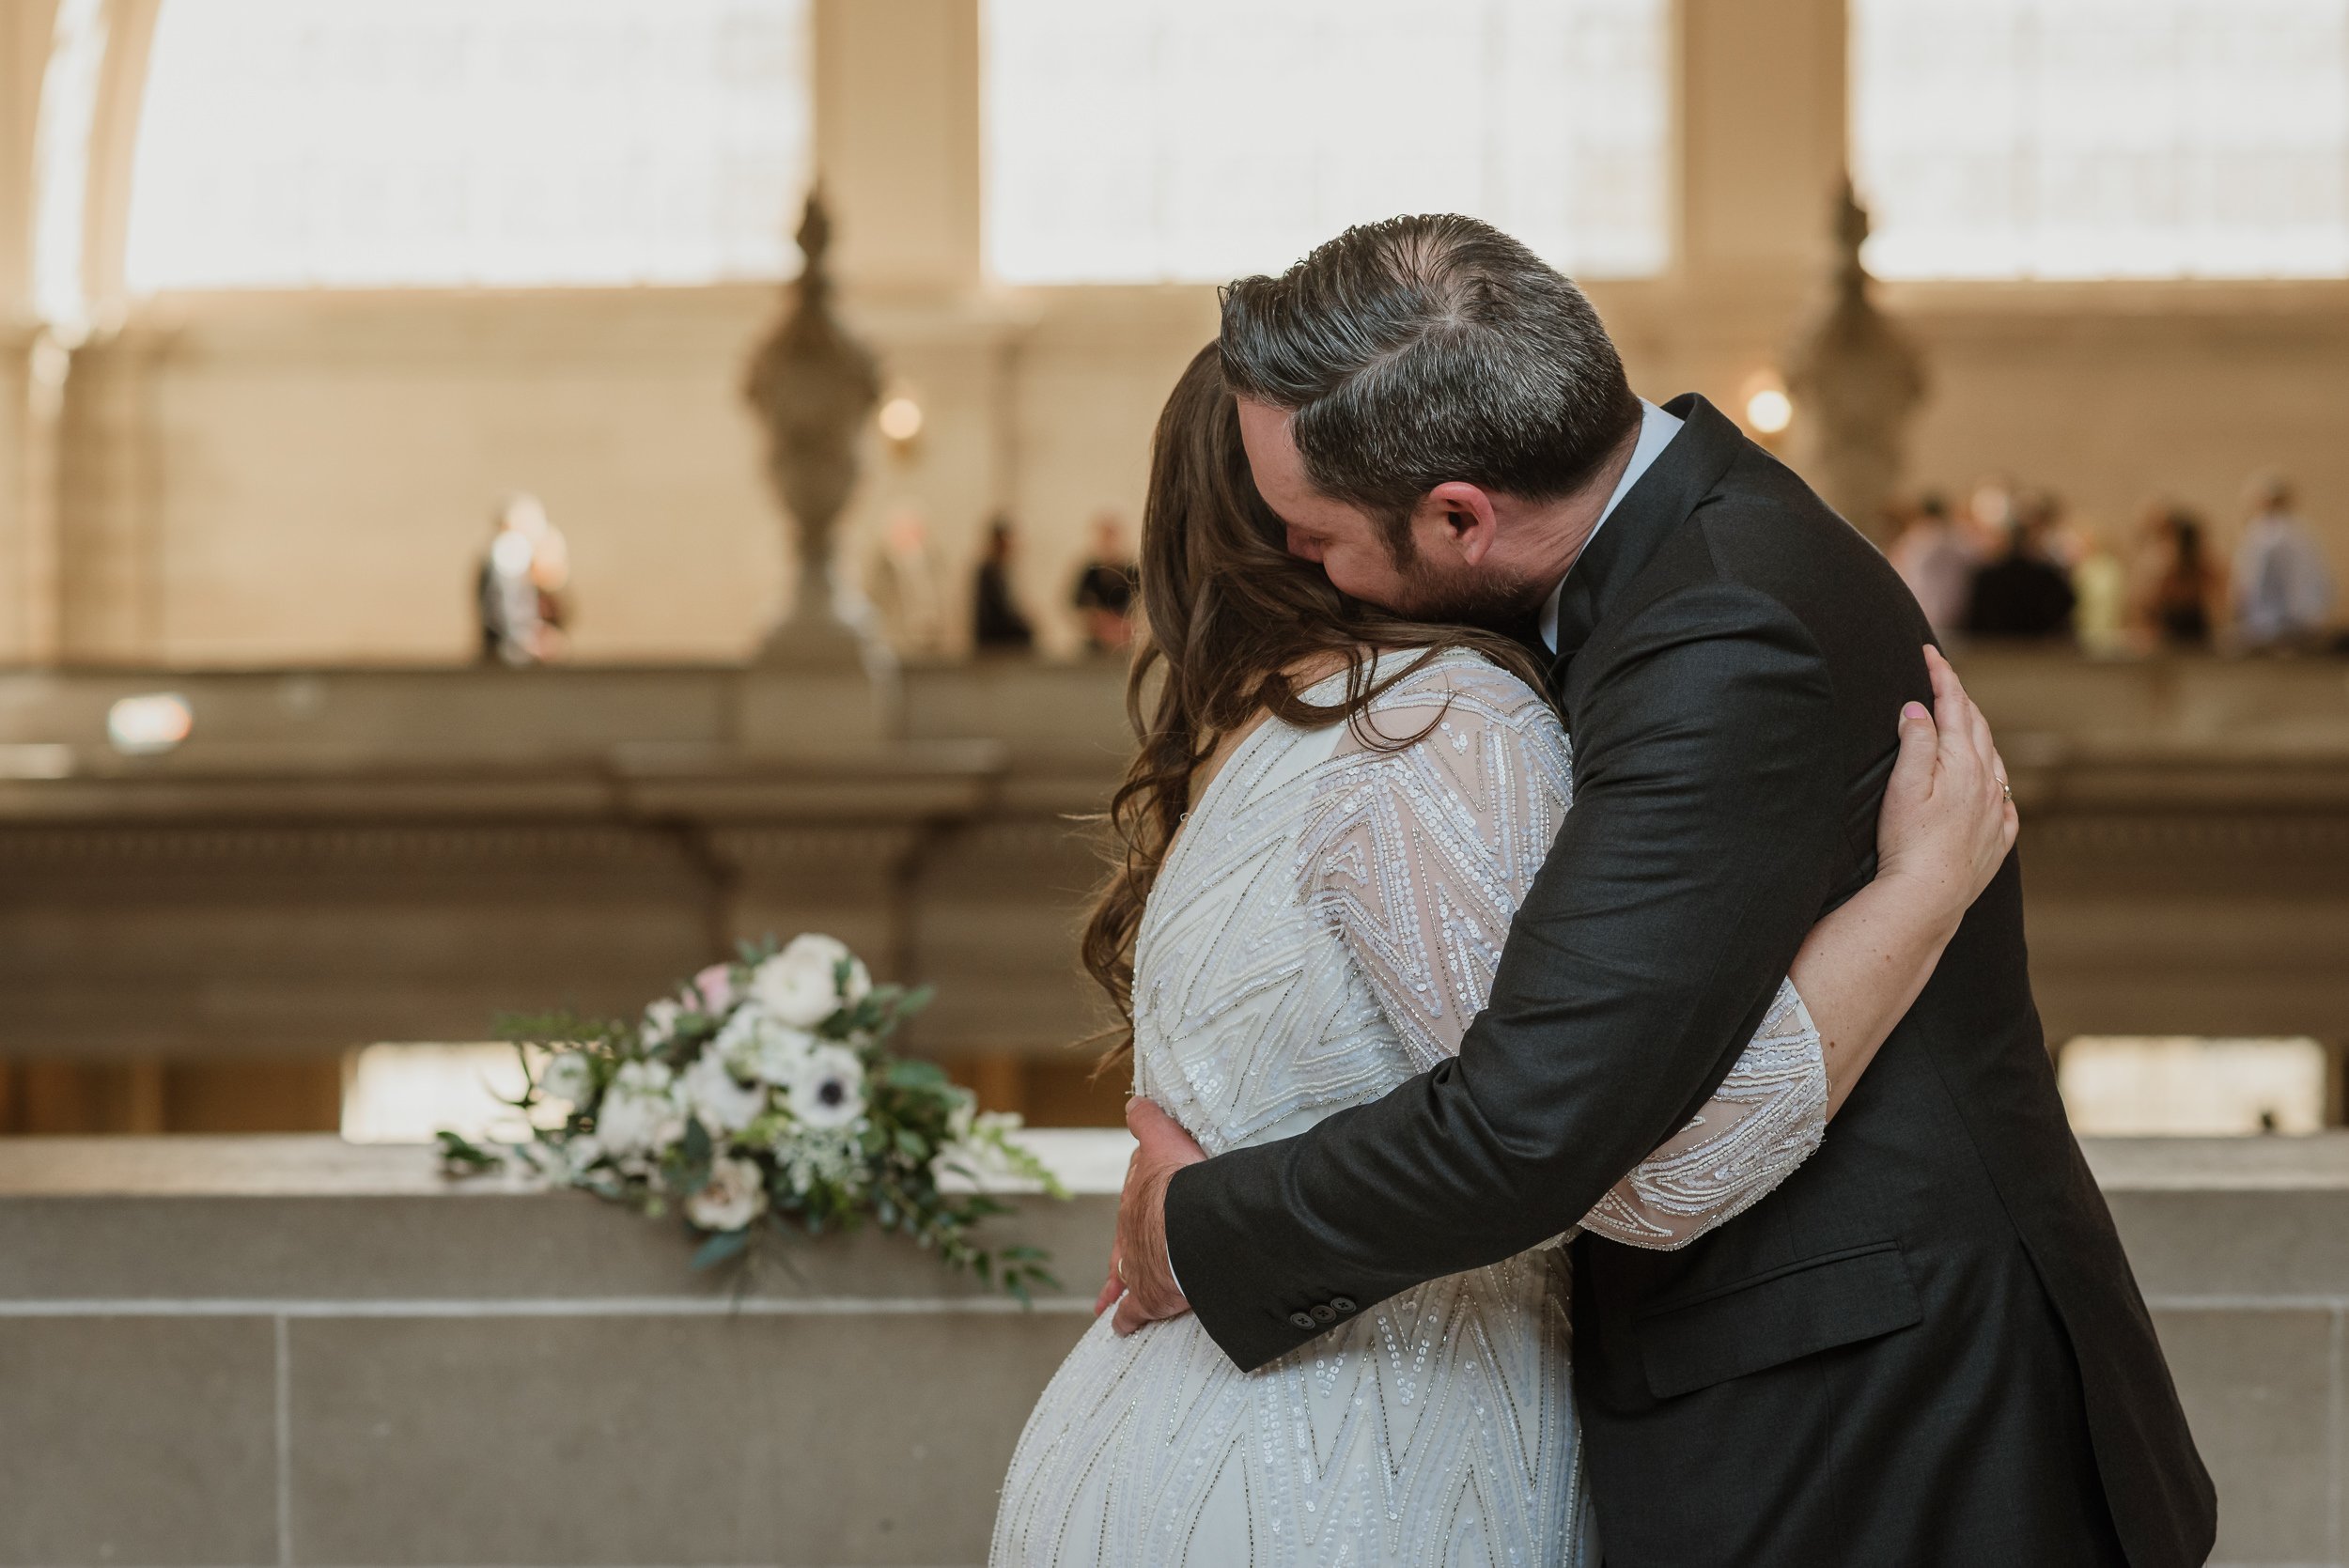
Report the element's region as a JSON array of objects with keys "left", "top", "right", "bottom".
[{"left": 1219, "top": 214, "right": 1641, "bottom": 535}]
